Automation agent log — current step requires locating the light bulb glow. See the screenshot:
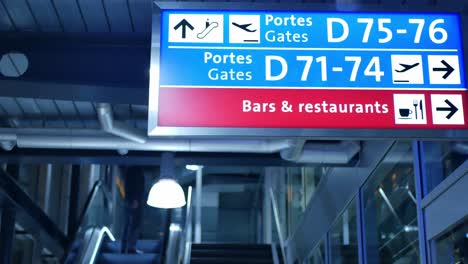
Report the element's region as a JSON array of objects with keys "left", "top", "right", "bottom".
[
  {"left": 185, "top": 165, "right": 202, "bottom": 171},
  {"left": 147, "top": 179, "right": 186, "bottom": 208}
]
